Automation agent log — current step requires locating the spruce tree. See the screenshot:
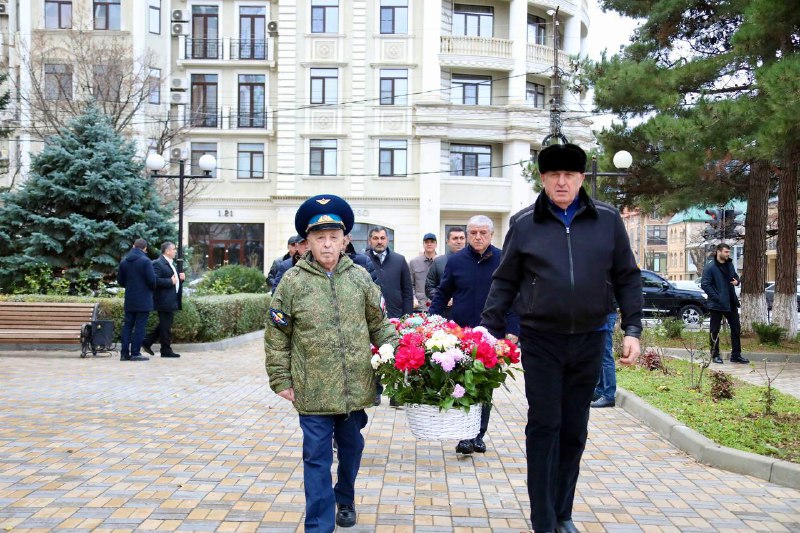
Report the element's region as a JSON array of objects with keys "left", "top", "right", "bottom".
[{"left": 0, "top": 105, "right": 175, "bottom": 292}]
